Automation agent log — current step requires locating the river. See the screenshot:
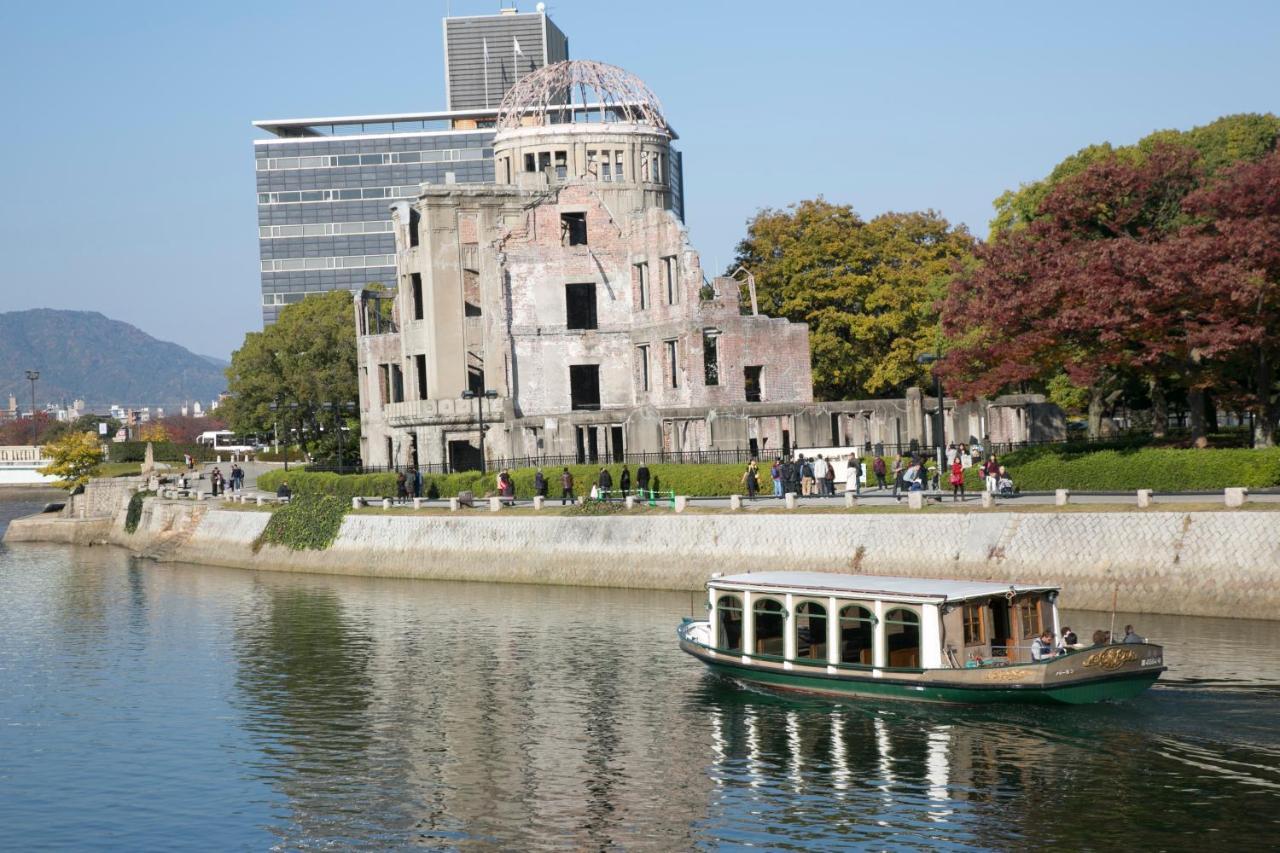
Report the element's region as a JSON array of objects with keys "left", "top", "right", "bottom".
[{"left": 1, "top": 494, "right": 1278, "bottom": 850}]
